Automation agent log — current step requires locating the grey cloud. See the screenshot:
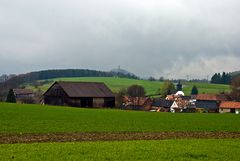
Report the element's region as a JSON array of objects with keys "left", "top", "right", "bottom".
[{"left": 0, "top": 0, "right": 240, "bottom": 78}]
